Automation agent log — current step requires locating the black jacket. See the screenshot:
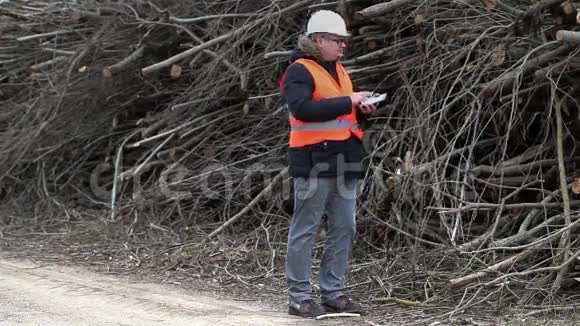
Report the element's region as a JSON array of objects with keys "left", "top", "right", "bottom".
[{"left": 281, "top": 49, "right": 366, "bottom": 179}]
